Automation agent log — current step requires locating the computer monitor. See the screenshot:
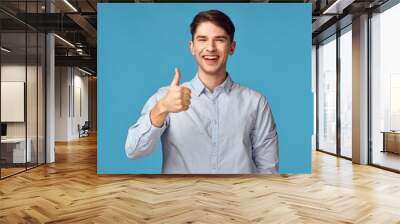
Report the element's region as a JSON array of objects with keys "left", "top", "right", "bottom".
[{"left": 1, "top": 123, "right": 7, "bottom": 137}]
